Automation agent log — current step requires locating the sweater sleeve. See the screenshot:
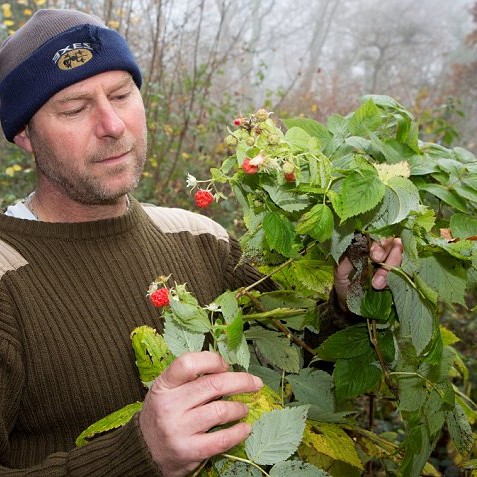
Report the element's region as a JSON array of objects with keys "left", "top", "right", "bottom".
[{"left": 0, "top": 318, "right": 161, "bottom": 476}]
